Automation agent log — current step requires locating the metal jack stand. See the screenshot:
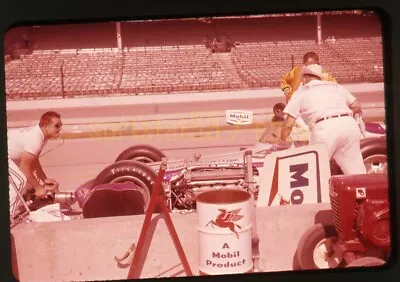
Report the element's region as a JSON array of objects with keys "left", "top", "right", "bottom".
[
  {"left": 244, "top": 150, "right": 262, "bottom": 272},
  {"left": 9, "top": 173, "right": 32, "bottom": 229},
  {"left": 127, "top": 158, "right": 193, "bottom": 279}
]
